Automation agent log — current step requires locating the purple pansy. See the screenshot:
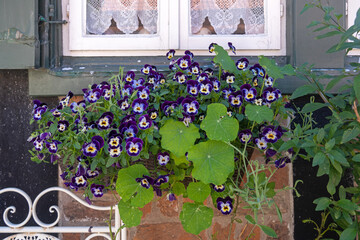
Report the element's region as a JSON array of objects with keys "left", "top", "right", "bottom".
[
  {"left": 59, "top": 91, "right": 73, "bottom": 107},
  {"left": 196, "top": 73, "right": 209, "bottom": 83},
  {"left": 275, "top": 157, "right": 291, "bottom": 168},
  {"left": 177, "top": 55, "right": 191, "bottom": 70},
  {"left": 82, "top": 135, "right": 104, "bottom": 157},
  {"left": 181, "top": 114, "right": 195, "bottom": 127},
  {"left": 238, "top": 129, "right": 252, "bottom": 144},
  {"left": 101, "top": 85, "right": 112, "bottom": 100},
  {"left": 125, "top": 137, "right": 143, "bottom": 156},
  {"left": 122, "top": 85, "right": 133, "bottom": 96},
  {"left": 157, "top": 152, "right": 170, "bottom": 166},
  {"left": 72, "top": 175, "right": 87, "bottom": 187},
  {"left": 51, "top": 107, "right": 62, "bottom": 117},
  {"left": 85, "top": 89, "right": 101, "bottom": 103},
  {"left": 33, "top": 138, "right": 44, "bottom": 151},
  {"left": 241, "top": 84, "right": 257, "bottom": 102},
  {"left": 136, "top": 175, "right": 154, "bottom": 189},
  {"left": 186, "top": 80, "right": 199, "bottom": 96},
  {"left": 33, "top": 106, "right": 47, "bottom": 121},
  {"left": 96, "top": 112, "right": 114, "bottom": 130},
  {"left": 212, "top": 79, "right": 221, "bottom": 92},
  {"left": 161, "top": 101, "right": 178, "bottom": 116},
  {"left": 264, "top": 75, "right": 274, "bottom": 87},
  {"left": 167, "top": 193, "right": 176, "bottom": 201},
  {"left": 209, "top": 43, "right": 217, "bottom": 53},
  {"left": 262, "top": 125, "right": 282, "bottom": 143},
  {"left": 132, "top": 98, "right": 148, "bottom": 115},
  {"left": 262, "top": 87, "right": 281, "bottom": 103},
  {"left": 174, "top": 72, "right": 187, "bottom": 84},
  {"left": 228, "top": 42, "right": 236, "bottom": 54},
  {"left": 236, "top": 58, "right": 249, "bottom": 70},
  {"left": 70, "top": 101, "right": 86, "bottom": 113},
  {"left": 255, "top": 137, "right": 268, "bottom": 150},
  {"left": 58, "top": 120, "right": 69, "bottom": 132},
  {"left": 137, "top": 86, "right": 150, "bottom": 100},
  {"left": 166, "top": 49, "right": 176, "bottom": 60},
  {"left": 120, "top": 121, "right": 138, "bottom": 139},
  {"left": 125, "top": 71, "right": 135, "bottom": 83},
  {"left": 198, "top": 80, "right": 213, "bottom": 95},
  {"left": 86, "top": 168, "right": 100, "bottom": 178},
  {"left": 190, "top": 62, "right": 200, "bottom": 75},
  {"left": 109, "top": 146, "right": 122, "bottom": 157},
  {"left": 228, "top": 91, "right": 243, "bottom": 107},
  {"left": 223, "top": 72, "right": 235, "bottom": 84},
  {"left": 45, "top": 140, "right": 62, "bottom": 153},
  {"left": 222, "top": 88, "right": 233, "bottom": 100},
  {"left": 91, "top": 184, "right": 105, "bottom": 197},
  {"left": 138, "top": 114, "right": 152, "bottom": 130},
  {"left": 217, "top": 197, "right": 233, "bottom": 215},
  {"left": 182, "top": 97, "right": 199, "bottom": 116},
  {"left": 141, "top": 64, "right": 152, "bottom": 75},
  {"left": 132, "top": 78, "right": 145, "bottom": 89},
  {"left": 212, "top": 184, "right": 225, "bottom": 192},
  {"left": 154, "top": 175, "right": 169, "bottom": 187},
  {"left": 108, "top": 131, "right": 122, "bottom": 148},
  {"left": 148, "top": 108, "right": 158, "bottom": 120},
  {"left": 117, "top": 96, "right": 130, "bottom": 111}
]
